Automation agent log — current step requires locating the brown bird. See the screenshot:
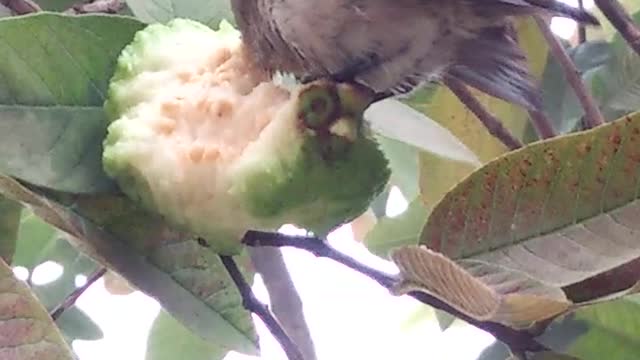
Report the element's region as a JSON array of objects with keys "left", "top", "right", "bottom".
[{"left": 230, "top": 0, "right": 599, "bottom": 110}]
